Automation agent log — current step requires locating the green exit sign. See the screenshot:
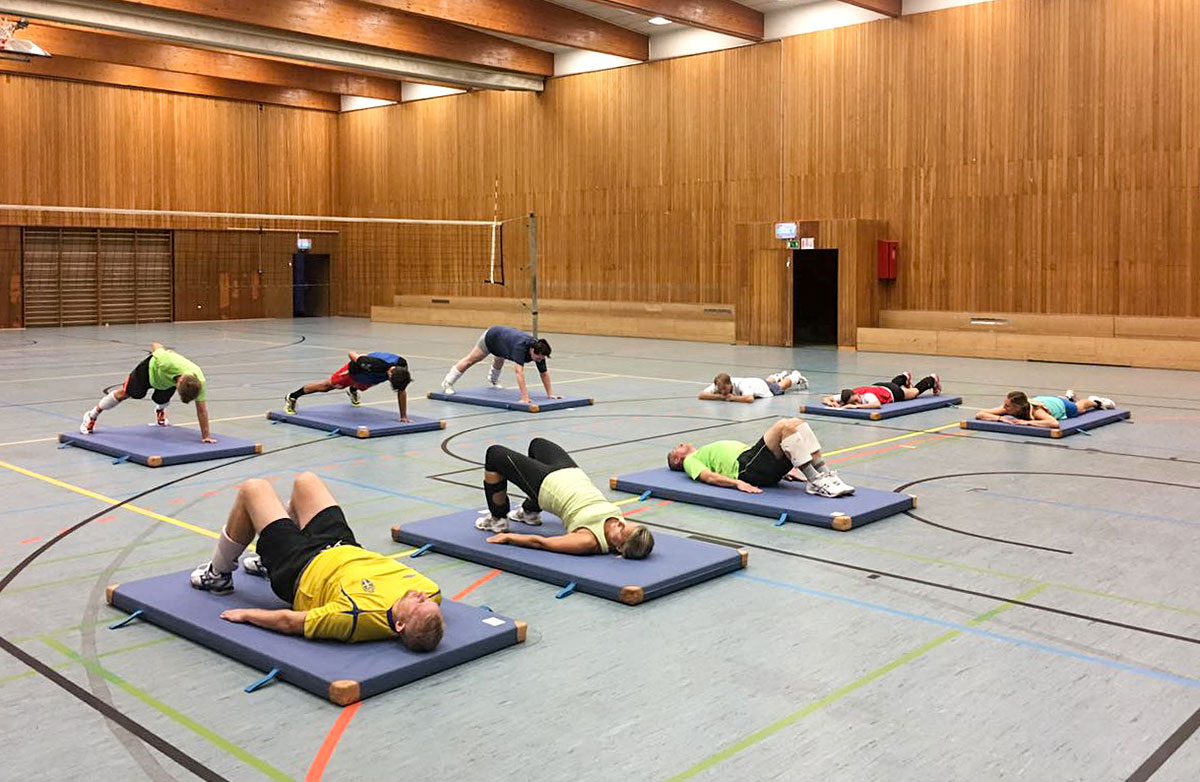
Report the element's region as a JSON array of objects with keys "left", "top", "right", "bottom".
[{"left": 786, "top": 239, "right": 801, "bottom": 249}]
